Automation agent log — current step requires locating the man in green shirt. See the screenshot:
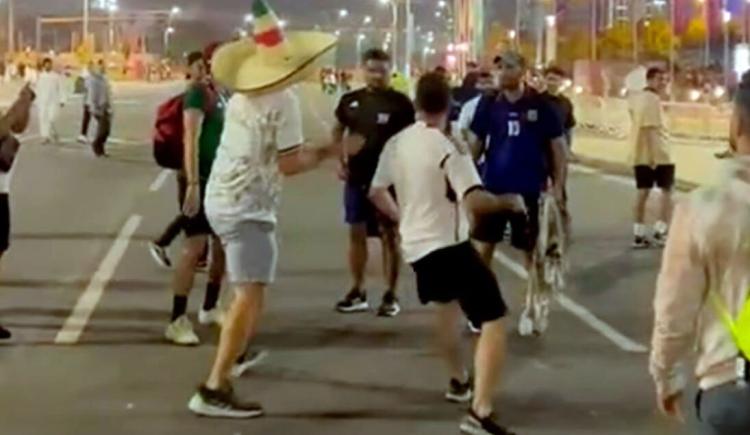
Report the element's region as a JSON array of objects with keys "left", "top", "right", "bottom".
[{"left": 165, "top": 51, "right": 227, "bottom": 346}]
